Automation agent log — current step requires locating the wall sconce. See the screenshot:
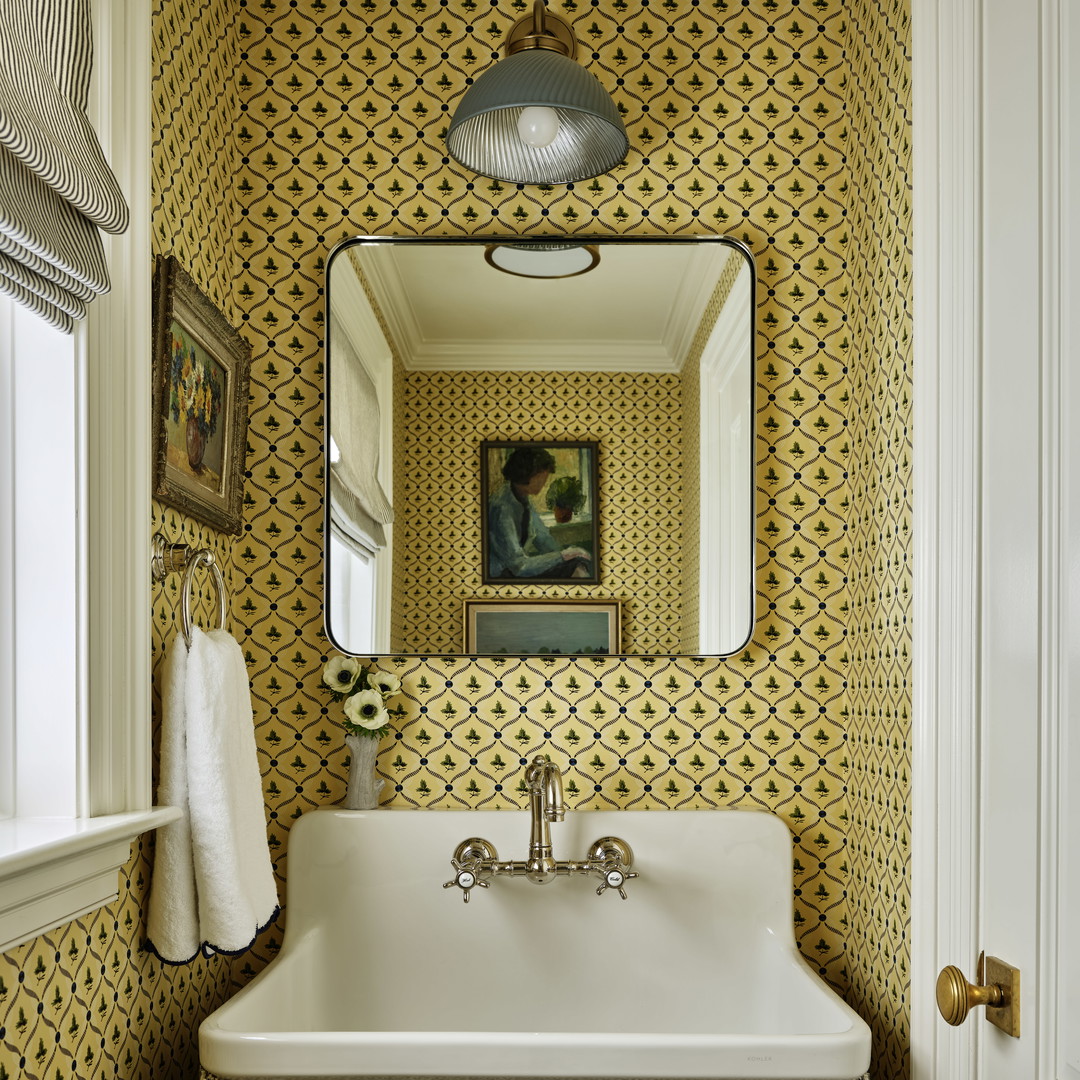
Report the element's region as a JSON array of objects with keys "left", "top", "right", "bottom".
[{"left": 445, "top": 0, "right": 629, "bottom": 185}]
